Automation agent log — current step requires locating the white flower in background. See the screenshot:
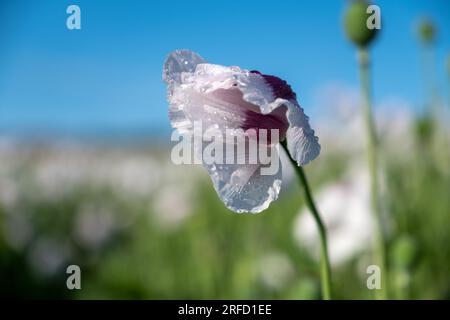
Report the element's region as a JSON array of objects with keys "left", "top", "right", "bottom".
[
  {"left": 28, "top": 238, "right": 71, "bottom": 277},
  {"left": 28, "top": 145, "right": 162, "bottom": 200},
  {"left": 106, "top": 156, "right": 161, "bottom": 198},
  {"left": 257, "top": 252, "right": 295, "bottom": 291},
  {"left": 163, "top": 49, "right": 320, "bottom": 213},
  {"left": 74, "top": 202, "right": 118, "bottom": 249},
  {"left": 376, "top": 98, "right": 414, "bottom": 152},
  {"left": 0, "top": 176, "right": 19, "bottom": 211},
  {"left": 312, "top": 83, "right": 363, "bottom": 154},
  {"left": 162, "top": 159, "right": 205, "bottom": 185},
  {"left": 151, "top": 183, "right": 194, "bottom": 229},
  {"left": 314, "top": 83, "right": 415, "bottom": 156},
  {"left": 293, "top": 169, "right": 373, "bottom": 265},
  {"left": 32, "top": 151, "right": 89, "bottom": 199}
]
